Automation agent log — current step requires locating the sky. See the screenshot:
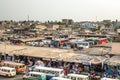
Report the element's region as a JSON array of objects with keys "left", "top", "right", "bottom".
[{"left": 0, "top": 0, "right": 120, "bottom": 22}]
